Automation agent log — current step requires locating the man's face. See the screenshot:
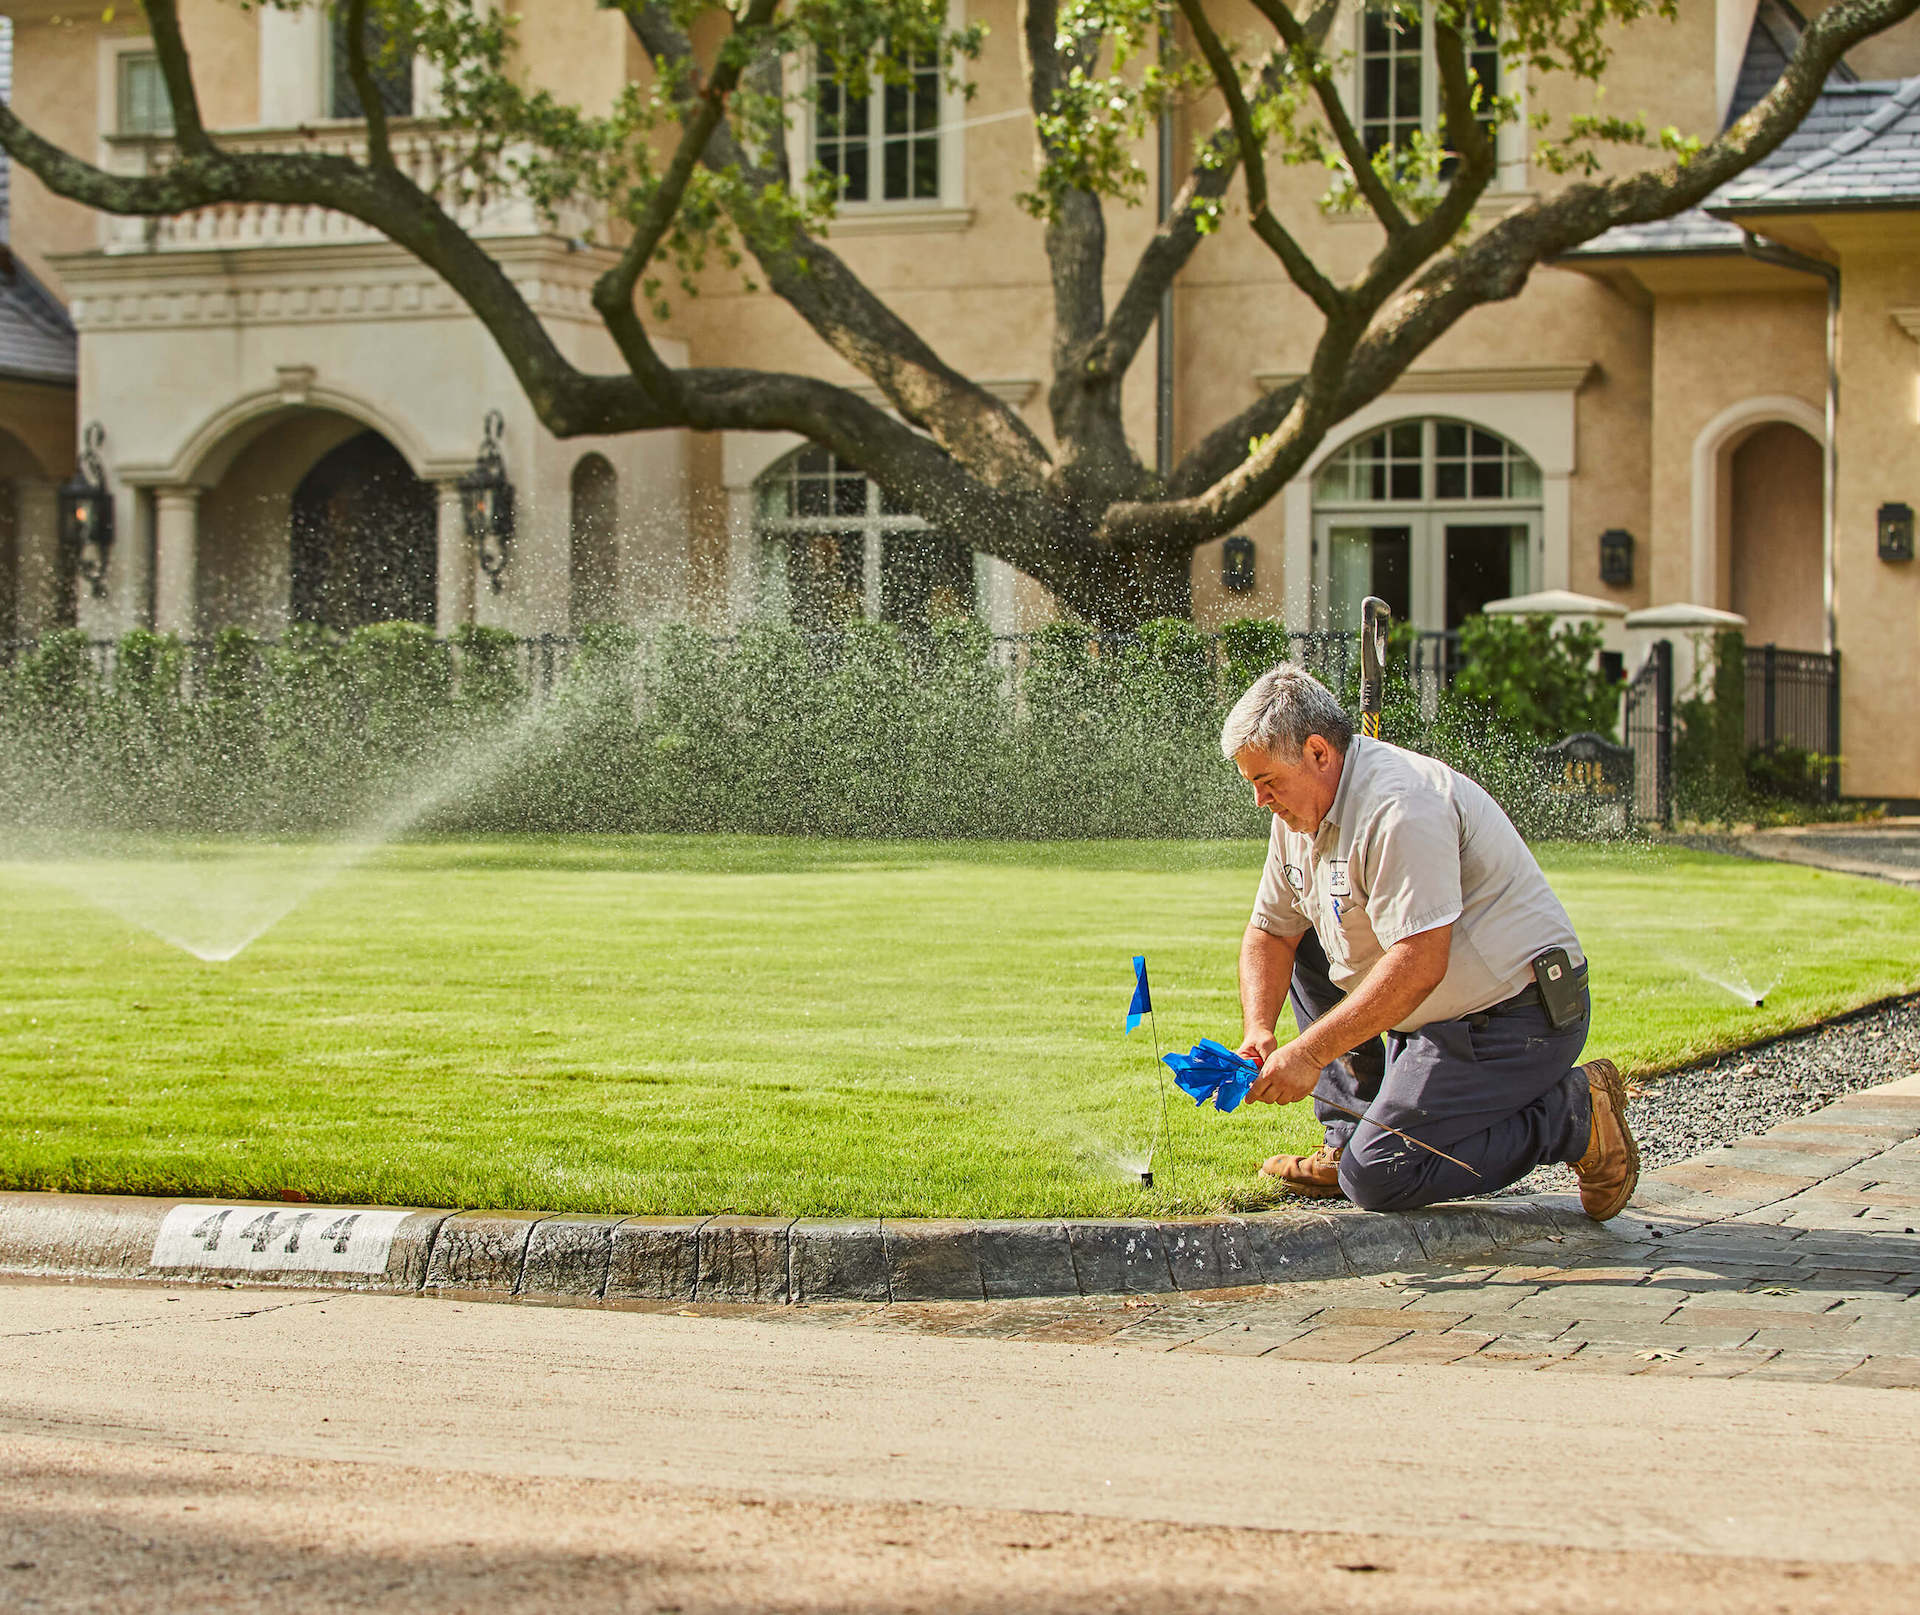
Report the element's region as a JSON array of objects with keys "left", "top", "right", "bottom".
[{"left": 1234, "top": 737, "right": 1345, "bottom": 835}]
